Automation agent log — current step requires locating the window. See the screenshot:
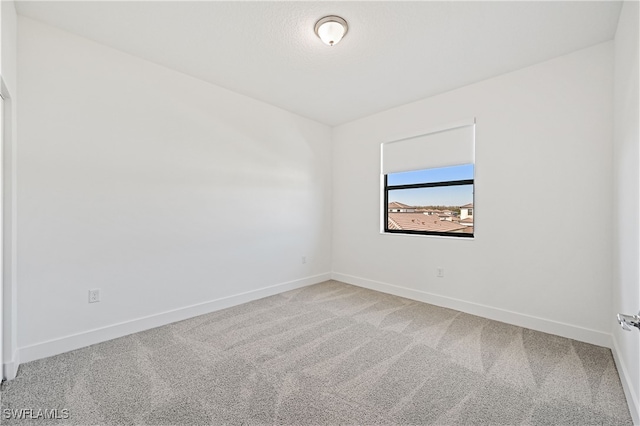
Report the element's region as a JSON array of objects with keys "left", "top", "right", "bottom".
[
  {"left": 381, "top": 121, "right": 475, "bottom": 238},
  {"left": 384, "top": 164, "right": 474, "bottom": 237}
]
